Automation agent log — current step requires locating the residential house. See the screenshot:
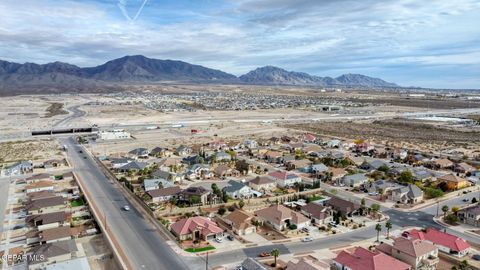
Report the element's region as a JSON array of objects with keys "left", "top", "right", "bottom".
[
  {"left": 310, "top": 163, "right": 328, "bottom": 177},
  {"left": 26, "top": 174, "right": 52, "bottom": 184},
  {"left": 268, "top": 171, "right": 302, "bottom": 188},
  {"left": 248, "top": 176, "right": 276, "bottom": 193},
  {"left": 110, "top": 157, "right": 134, "bottom": 169},
  {"left": 455, "top": 162, "right": 477, "bottom": 175},
  {"left": 300, "top": 203, "right": 332, "bottom": 224},
  {"left": 241, "top": 258, "right": 267, "bottom": 270},
  {"left": 43, "top": 159, "right": 66, "bottom": 169},
  {"left": 333, "top": 247, "right": 411, "bottom": 270},
  {"left": 303, "top": 133, "right": 317, "bottom": 143},
  {"left": 26, "top": 212, "right": 69, "bottom": 231},
  {"left": 143, "top": 179, "right": 173, "bottom": 192},
  {"left": 391, "top": 185, "right": 424, "bottom": 204},
  {"left": 303, "top": 144, "right": 323, "bottom": 154},
  {"left": 327, "top": 139, "right": 341, "bottom": 148},
  {"left": 437, "top": 174, "right": 470, "bottom": 190},
  {"left": 28, "top": 239, "right": 78, "bottom": 270},
  {"left": 368, "top": 180, "right": 402, "bottom": 195},
  {"left": 243, "top": 139, "right": 259, "bottom": 149},
  {"left": 178, "top": 186, "right": 212, "bottom": 205},
  {"left": 359, "top": 159, "right": 388, "bottom": 171},
  {"left": 1, "top": 160, "right": 33, "bottom": 177},
  {"left": 286, "top": 159, "right": 312, "bottom": 172},
  {"left": 150, "top": 147, "right": 172, "bottom": 158},
  {"left": 327, "top": 197, "right": 360, "bottom": 216},
  {"left": 128, "top": 148, "right": 149, "bottom": 159},
  {"left": 412, "top": 168, "right": 436, "bottom": 183},
  {"left": 175, "top": 145, "right": 192, "bottom": 156},
  {"left": 287, "top": 258, "right": 329, "bottom": 270},
  {"left": 254, "top": 204, "right": 310, "bottom": 230},
  {"left": 264, "top": 150, "right": 283, "bottom": 163},
  {"left": 170, "top": 216, "right": 223, "bottom": 241},
  {"left": 214, "top": 151, "right": 232, "bottom": 162},
  {"left": 355, "top": 142, "right": 375, "bottom": 153},
  {"left": 186, "top": 164, "right": 213, "bottom": 180},
  {"left": 38, "top": 226, "right": 72, "bottom": 244},
  {"left": 25, "top": 196, "right": 66, "bottom": 215},
  {"left": 377, "top": 237, "right": 438, "bottom": 270},
  {"left": 407, "top": 228, "right": 470, "bottom": 257},
  {"left": 25, "top": 181, "right": 54, "bottom": 194},
  {"left": 214, "top": 164, "right": 240, "bottom": 179},
  {"left": 117, "top": 161, "right": 148, "bottom": 172},
  {"left": 155, "top": 158, "right": 181, "bottom": 171},
  {"left": 329, "top": 167, "right": 347, "bottom": 182},
  {"left": 428, "top": 158, "right": 454, "bottom": 169},
  {"left": 223, "top": 180, "right": 255, "bottom": 199},
  {"left": 342, "top": 173, "right": 368, "bottom": 188},
  {"left": 457, "top": 205, "right": 480, "bottom": 227},
  {"left": 224, "top": 209, "right": 256, "bottom": 235},
  {"left": 147, "top": 186, "right": 181, "bottom": 203}
]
